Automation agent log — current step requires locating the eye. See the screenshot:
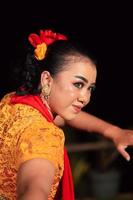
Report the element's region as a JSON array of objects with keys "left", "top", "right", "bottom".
[
  {"left": 73, "top": 82, "right": 84, "bottom": 89},
  {"left": 88, "top": 85, "right": 96, "bottom": 93}
]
